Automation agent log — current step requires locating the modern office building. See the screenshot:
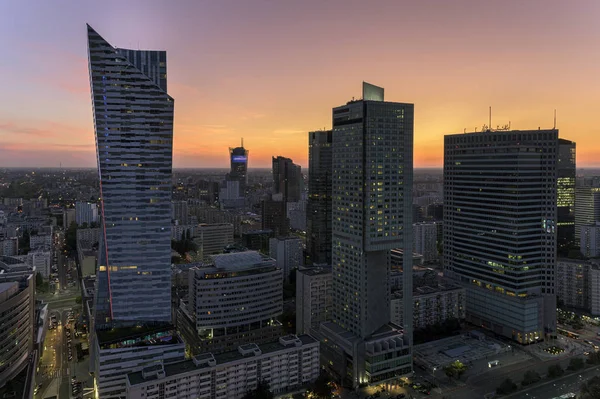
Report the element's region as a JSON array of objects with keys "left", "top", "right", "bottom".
[
  {"left": 261, "top": 199, "right": 289, "bottom": 237},
  {"left": 320, "top": 82, "right": 413, "bottom": 388},
  {"left": 575, "top": 185, "right": 600, "bottom": 241},
  {"left": 193, "top": 223, "right": 234, "bottom": 259},
  {"left": 177, "top": 251, "right": 283, "bottom": 355},
  {"left": 581, "top": 222, "right": 600, "bottom": 258},
  {"left": 88, "top": 24, "right": 174, "bottom": 325},
  {"left": 29, "top": 234, "right": 52, "bottom": 250},
  {"left": 0, "top": 272, "right": 35, "bottom": 388},
  {"left": 227, "top": 139, "right": 249, "bottom": 194},
  {"left": 269, "top": 236, "right": 303, "bottom": 281},
  {"left": 0, "top": 238, "right": 18, "bottom": 257},
  {"left": 557, "top": 140, "right": 576, "bottom": 251},
  {"left": 172, "top": 201, "right": 189, "bottom": 225},
  {"left": 444, "top": 128, "right": 558, "bottom": 344},
  {"left": 296, "top": 266, "right": 332, "bottom": 335},
  {"left": 272, "top": 156, "right": 303, "bottom": 203},
  {"left": 413, "top": 222, "right": 439, "bottom": 262},
  {"left": 125, "top": 335, "right": 320, "bottom": 399},
  {"left": 307, "top": 130, "right": 333, "bottom": 265},
  {"left": 27, "top": 250, "right": 52, "bottom": 279},
  {"left": 76, "top": 201, "right": 99, "bottom": 226},
  {"left": 556, "top": 259, "right": 591, "bottom": 311}
]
